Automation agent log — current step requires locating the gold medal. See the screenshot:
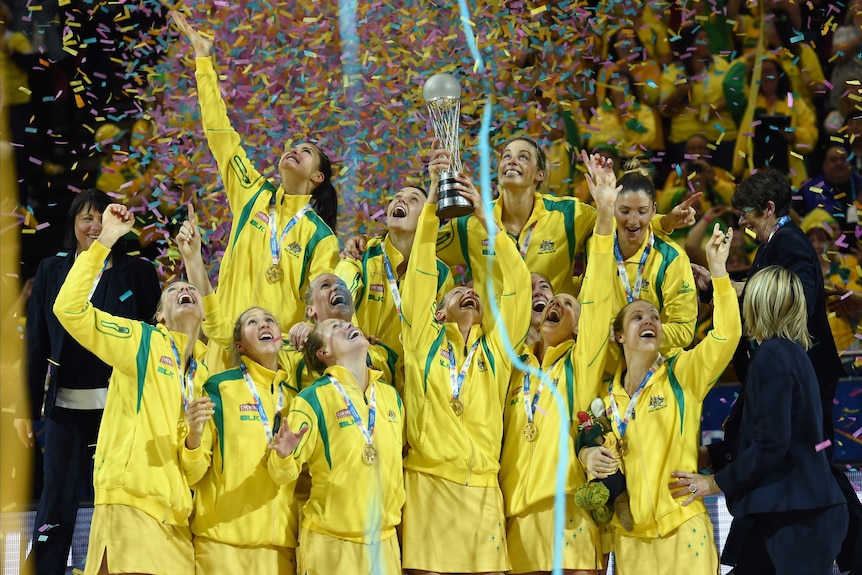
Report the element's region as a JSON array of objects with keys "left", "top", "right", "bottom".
[
  {"left": 177, "top": 418, "right": 189, "bottom": 439},
  {"left": 523, "top": 422, "right": 537, "bottom": 442},
  {"left": 265, "top": 264, "right": 284, "bottom": 284},
  {"left": 450, "top": 398, "right": 464, "bottom": 416},
  {"left": 619, "top": 435, "right": 630, "bottom": 456},
  {"left": 361, "top": 444, "right": 378, "bottom": 465}
]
